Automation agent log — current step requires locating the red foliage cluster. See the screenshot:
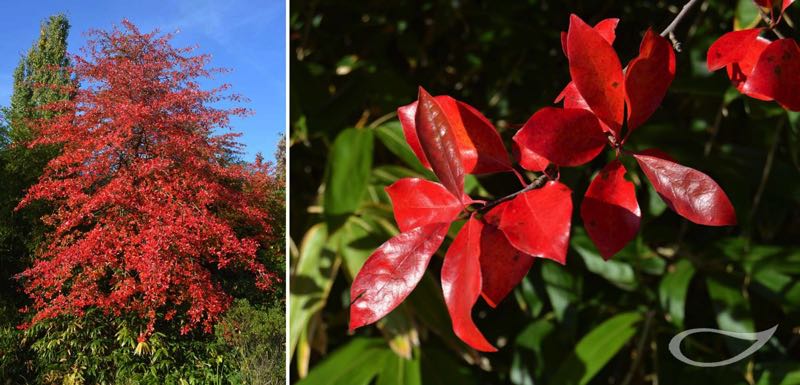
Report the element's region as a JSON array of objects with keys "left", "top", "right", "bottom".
[
  {"left": 349, "top": 14, "right": 738, "bottom": 352},
  {"left": 707, "top": 0, "right": 799, "bottom": 110},
  {"left": 16, "top": 21, "right": 277, "bottom": 340}
]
